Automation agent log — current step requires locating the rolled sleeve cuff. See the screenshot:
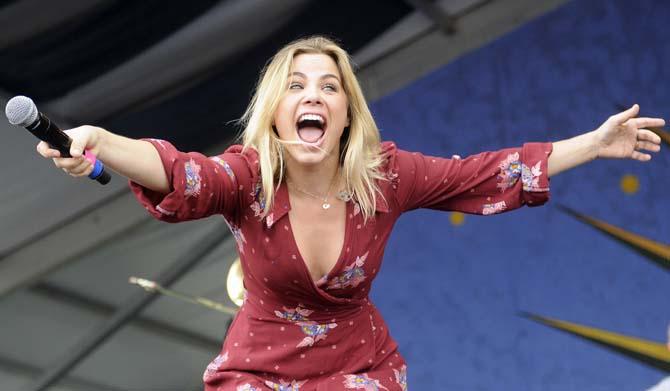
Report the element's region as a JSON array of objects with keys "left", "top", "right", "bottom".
[
  {"left": 520, "top": 142, "right": 552, "bottom": 207},
  {"left": 128, "top": 139, "right": 186, "bottom": 222}
]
